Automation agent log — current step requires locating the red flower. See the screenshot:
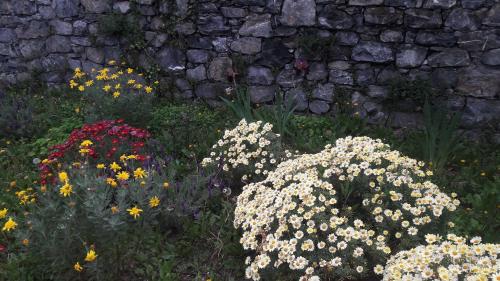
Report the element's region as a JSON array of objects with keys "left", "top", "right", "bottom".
[
  {"left": 294, "top": 58, "right": 309, "bottom": 72},
  {"left": 39, "top": 120, "right": 152, "bottom": 183},
  {"left": 0, "top": 244, "right": 6, "bottom": 252}
]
